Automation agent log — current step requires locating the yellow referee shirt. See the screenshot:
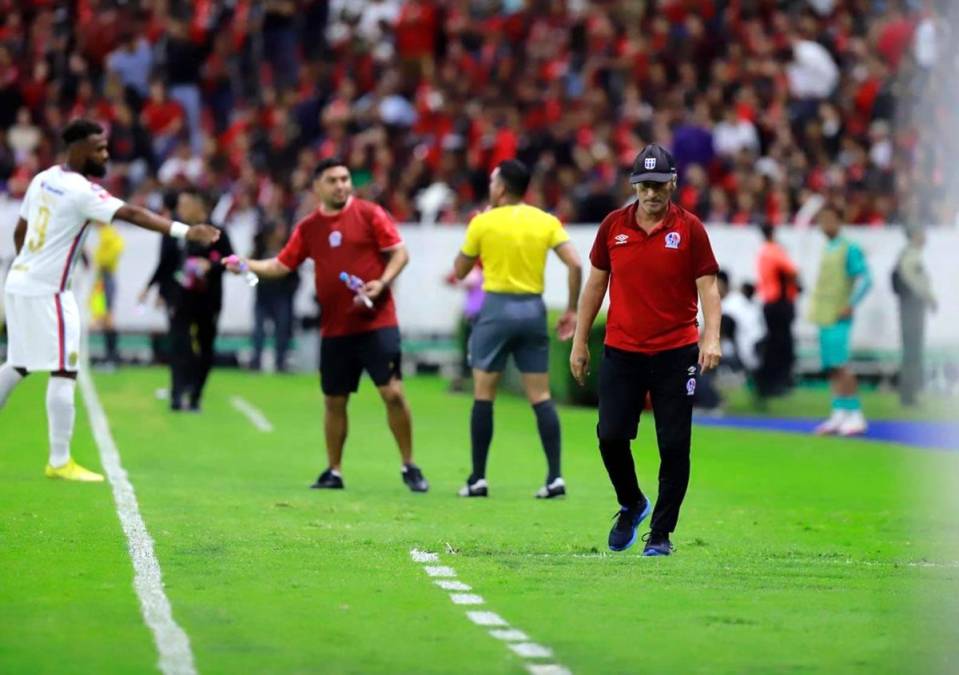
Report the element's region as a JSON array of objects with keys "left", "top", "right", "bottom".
[{"left": 461, "top": 204, "right": 569, "bottom": 294}]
